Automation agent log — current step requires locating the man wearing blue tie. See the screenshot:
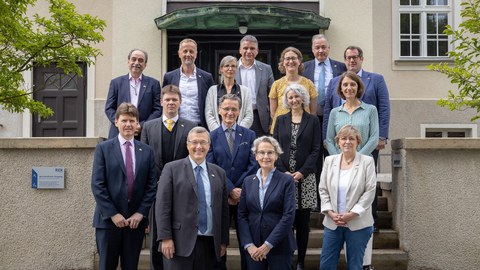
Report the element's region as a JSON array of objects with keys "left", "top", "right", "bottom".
[
  {"left": 303, "top": 34, "right": 346, "bottom": 211},
  {"left": 156, "top": 127, "right": 230, "bottom": 270}
]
